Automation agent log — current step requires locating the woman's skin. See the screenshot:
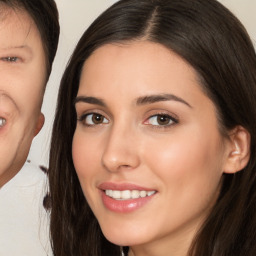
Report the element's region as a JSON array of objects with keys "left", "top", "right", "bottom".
[
  {"left": 0, "top": 8, "right": 45, "bottom": 187},
  {"left": 72, "top": 41, "right": 249, "bottom": 256}
]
